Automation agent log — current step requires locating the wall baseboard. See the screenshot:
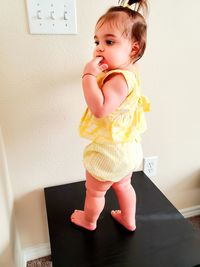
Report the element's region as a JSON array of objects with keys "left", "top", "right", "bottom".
[
  {"left": 179, "top": 205, "right": 200, "bottom": 218},
  {"left": 23, "top": 243, "right": 51, "bottom": 267}
]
